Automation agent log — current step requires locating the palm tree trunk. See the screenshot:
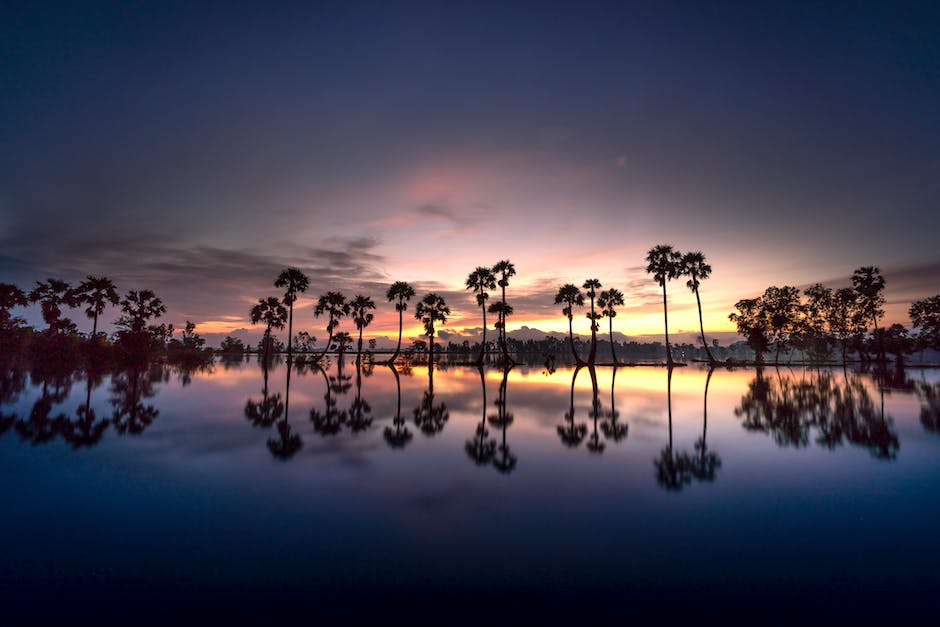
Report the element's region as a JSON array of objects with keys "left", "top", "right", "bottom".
[
  {"left": 356, "top": 327, "right": 363, "bottom": 365},
  {"left": 694, "top": 285, "right": 715, "bottom": 363},
  {"left": 92, "top": 312, "right": 98, "bottom": 339},
  {"left": 477, "top": 304, "right": 487, "bottom": 366},
  {"left": 609, "top": 317, "right": 619, "bottom": 365},
  {"left": 319, "top": 323, "right": 334, "bottom": 361},
  {"left": 667, "top": 367, "right": 674, "bottom": 449},
  {"left": 390, "top": 307, "right": 403, "bottom": 364},
  {"left": 662, "top": 283, "right": 673, "bottom": 365},
  {"left": 568, "top": 315, "right": 581, "bottom": 364},
  {"left": 588, "top": 297, "right": 597, "bottom": 365},
  {"left": 428, "top": 331, "right": 434, "bottom": 369},
  {"left": 287, "top": 302, "right": 294, "bottom": 358}
]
